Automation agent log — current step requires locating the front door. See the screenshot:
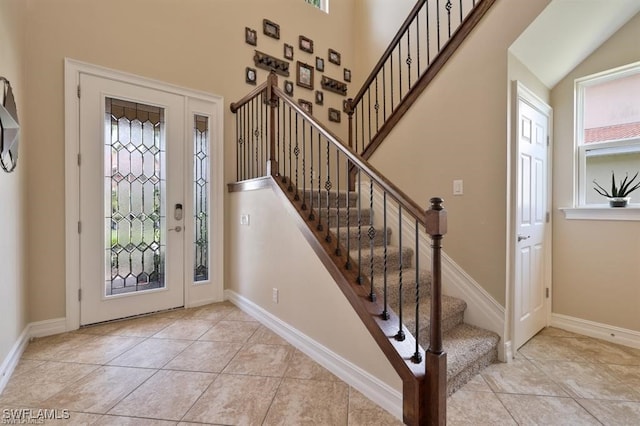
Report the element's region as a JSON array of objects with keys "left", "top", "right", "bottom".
[
  {"left": 514, "top": 83, "right": 552, "bottom": 349},
  {"left": 79, "top": 74, "right": 186, "bottom": 325}
]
